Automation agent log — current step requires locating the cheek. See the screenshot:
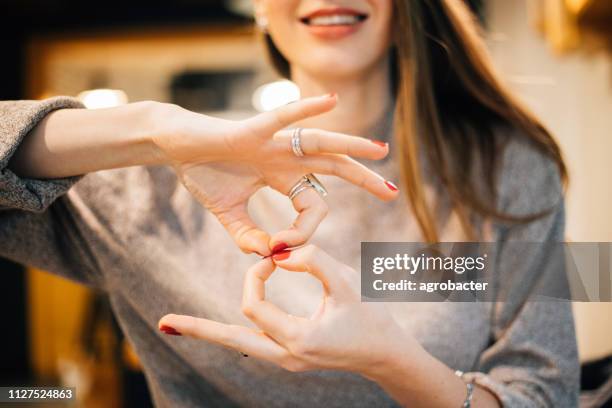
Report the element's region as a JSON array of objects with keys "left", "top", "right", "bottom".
[
  {"left": 370, "top": 0, "right": 394, "bottom": 50},
  {"left": 264, "top": 3, "right": 301, "bottom": 57}
]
